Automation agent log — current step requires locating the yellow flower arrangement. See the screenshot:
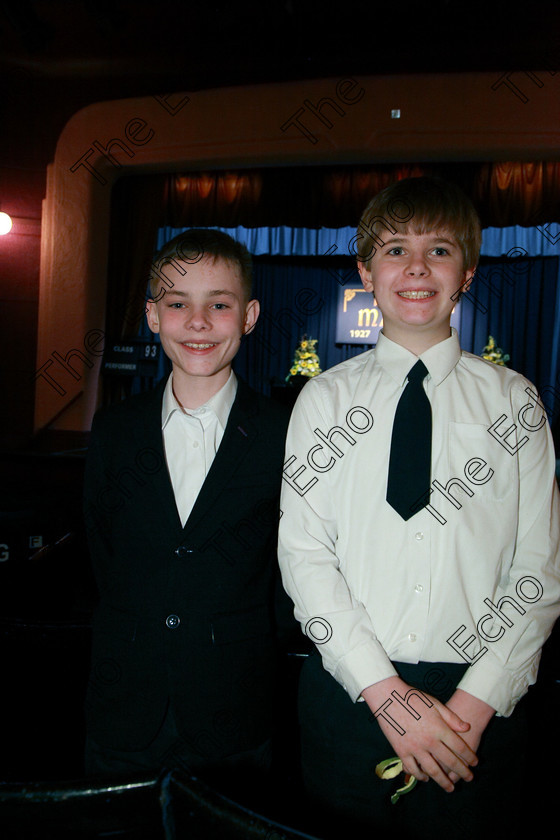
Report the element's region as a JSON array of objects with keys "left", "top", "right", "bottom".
[
  {"left": 481, "top": 335, "right": 510, "bottom": 366},
  {"left": 286, "top": 335, "right": 322, "bottom": 382}
]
